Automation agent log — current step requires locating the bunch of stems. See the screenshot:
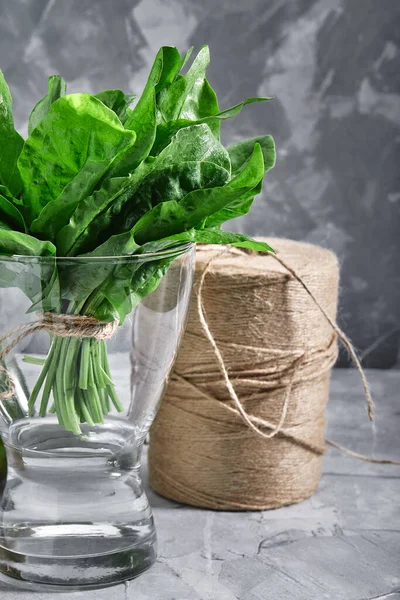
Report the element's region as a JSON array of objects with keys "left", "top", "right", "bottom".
[
  {"left": 27, "top": 298, "right": 123, "bottom": 435},
  {"left": 28, "top": 335, "right": 123, "bottom": 435}
]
